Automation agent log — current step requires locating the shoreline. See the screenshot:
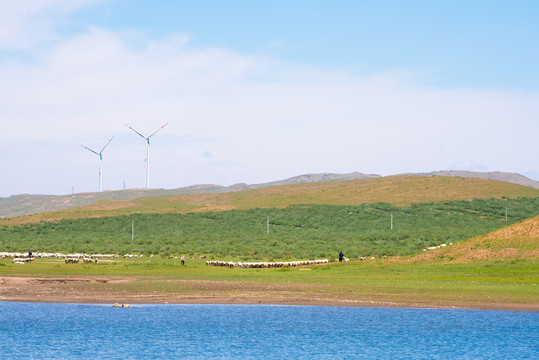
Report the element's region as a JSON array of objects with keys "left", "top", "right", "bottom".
[
  {"left": 1, "top": 276, "right": 537, "bottom": 312},
  {"left": 2, "top": 298, "right": 537, "bottom": 312}
]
